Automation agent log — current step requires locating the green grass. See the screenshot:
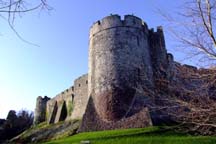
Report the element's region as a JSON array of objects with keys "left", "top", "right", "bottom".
[{"left": 42, "top": 127, "right": 216, "bottom": 144}]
